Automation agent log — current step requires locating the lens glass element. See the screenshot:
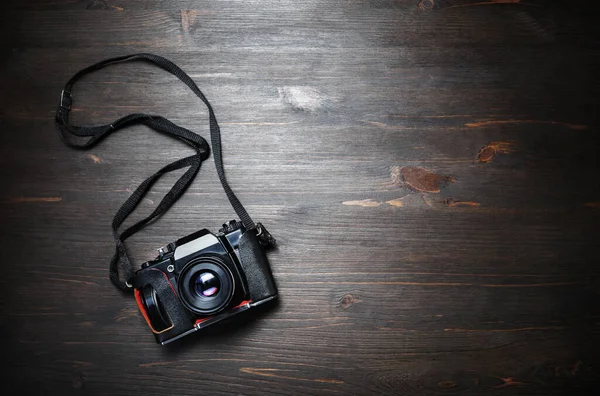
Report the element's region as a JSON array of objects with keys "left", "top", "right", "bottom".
[{"left": 195, "top": 271, "right": 220, "bottom": 297}]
